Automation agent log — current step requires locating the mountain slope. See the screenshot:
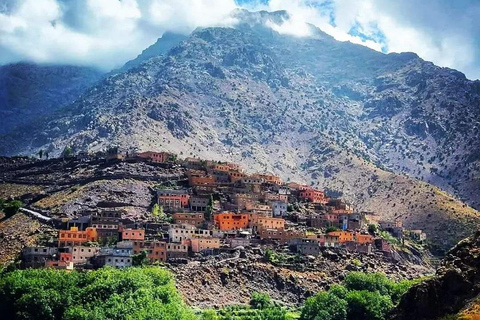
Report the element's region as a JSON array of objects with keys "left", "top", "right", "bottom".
[
  {"left": 0, "top": 11, "right": 478, "bottom": 251},
  {"left": 113, "top": 32, "right": 188, "bottom": 74},
  {"left": 0, "top": 63, "right": 103, "bottom": 135}
]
